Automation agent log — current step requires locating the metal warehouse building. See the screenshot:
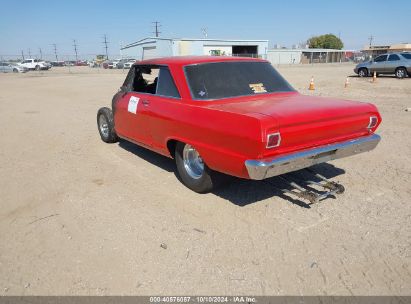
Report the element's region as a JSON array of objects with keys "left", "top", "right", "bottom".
[{"left": 121, "top": 37, "right": 269, "bottom": 60}]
